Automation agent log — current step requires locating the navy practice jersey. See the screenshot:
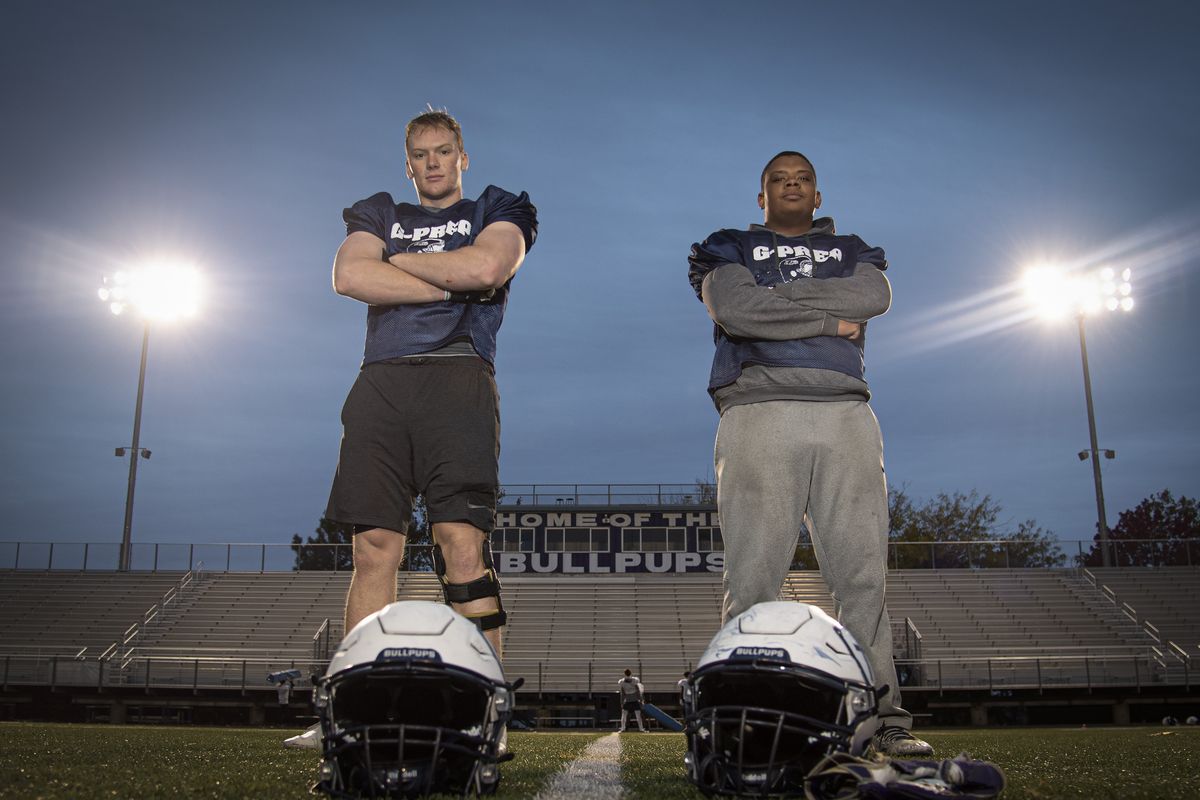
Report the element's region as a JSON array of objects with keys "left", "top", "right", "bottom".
[
  {"left": 688, "top": 226, "right": 886, "bottom": 392},
  {"left": 343, "top": 185, "right": 538, "bottom": 366}
]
